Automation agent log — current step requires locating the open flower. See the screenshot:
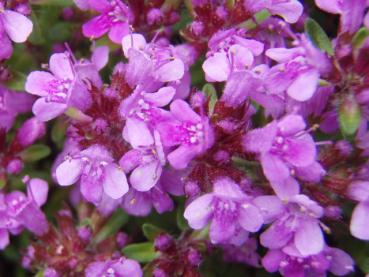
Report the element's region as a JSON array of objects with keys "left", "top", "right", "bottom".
[
  {"left": 243, "top": 114, "right": 324, "bottom": 199},
  {"left": 55, "top": 144, "right": 128, "bottom": 204},
  {"left": 259, "top": 194, "right": 325, "bottom": 256},
  {"left": 25, "top": 53, "right": 90, "bottom": 121},
  {"left": 157, "top": 99, "right": 214, "bottom": 169},
  {"left": 184, "top": 178, "right": 264, "bottom": 245},
  {"left": 82, "top": 0, "right": 133, "bottom": 43},
  {"left": 120, "top": 119, "right": 166, "bottom": 191},
  {"left": 85, "top": 256, "right": 142, "bottom": 277},
  {"left": 262, "top": 246, "right": 354, "bottom": 277},
  {"left": 0, "top": 3, "right": 33, "bottom": 60},
  {"left": 202, "top": 28, "right": 264, "bottom": 82},
  {"left": 0, "top": 177, "right": 49, "bottom": 249}
]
